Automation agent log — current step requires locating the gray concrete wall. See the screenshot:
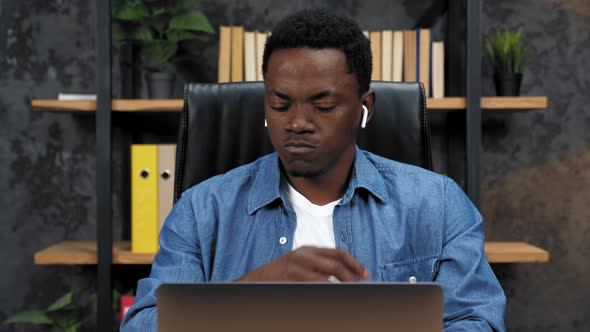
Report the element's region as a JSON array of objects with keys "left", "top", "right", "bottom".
[
  {"left": 0, "top": 1, "right": 100, "bottom": 331},
  {"left": 0, "top": 0, "right": 587, "bottom": 330},
  {"left": 480, "top": 0, "right": 590, "bottom": 330}
]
